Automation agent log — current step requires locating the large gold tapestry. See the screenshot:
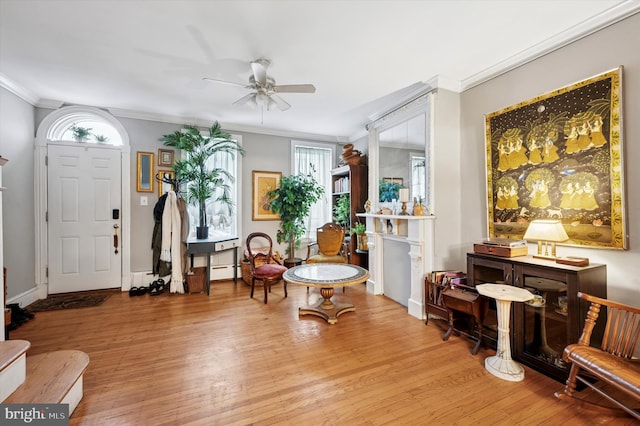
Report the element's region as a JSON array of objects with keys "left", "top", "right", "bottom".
[{"left": 485, "top": 67, "right": 626, "bottom": 249}]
